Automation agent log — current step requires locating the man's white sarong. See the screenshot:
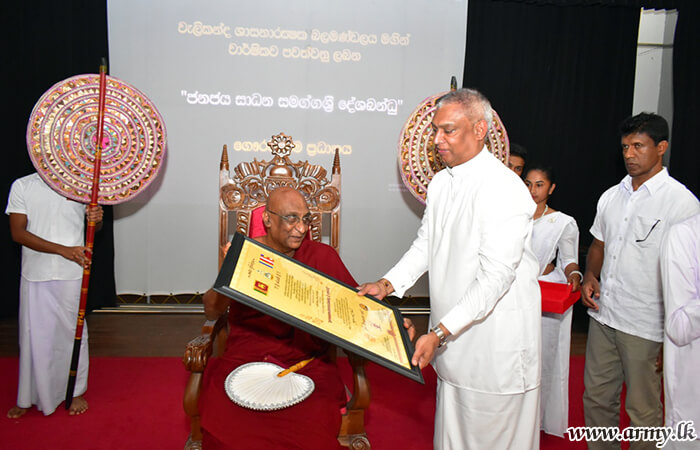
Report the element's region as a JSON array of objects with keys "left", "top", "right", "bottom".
[{"left": 17, "top": 278, "right": 89, "bottom": 415}]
